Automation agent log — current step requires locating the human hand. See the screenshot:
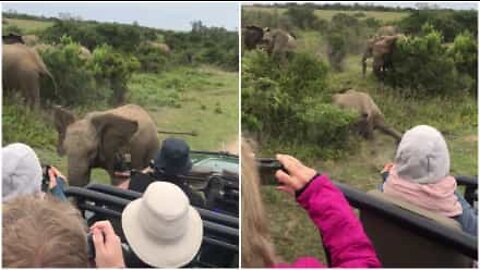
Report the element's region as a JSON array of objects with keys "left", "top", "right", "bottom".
[
  {"left": 48, "top": 166, "right": 68, "bottom": 189},
  {"left": 275, "top": 154, "right": 317, "bottom": 195},
  {"left": 90, "top": 221, "right": 125, "bottom": 268},
  {"left": 142, "top": 167, "right": 154, "bottom": 174}
]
